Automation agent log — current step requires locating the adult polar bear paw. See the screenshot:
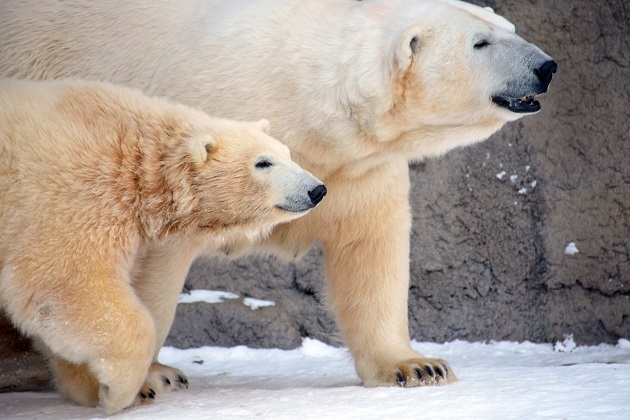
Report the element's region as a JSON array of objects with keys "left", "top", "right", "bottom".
[
  {"left": 386, "top": 358, "right": 455, "bottom": 387},
  {"left": 135, "top": 363, "right": 189, "bottom": 406},
  {"left": 358, "top": 350, "right": 456, "bottom": 388}
]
